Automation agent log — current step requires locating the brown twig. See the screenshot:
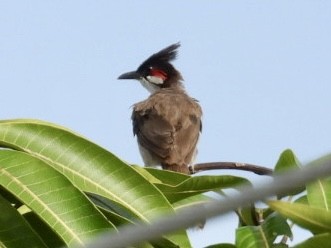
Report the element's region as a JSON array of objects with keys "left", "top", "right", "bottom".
[{"left": 192, "top": 162, "right": 273, "bottom": 176}]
